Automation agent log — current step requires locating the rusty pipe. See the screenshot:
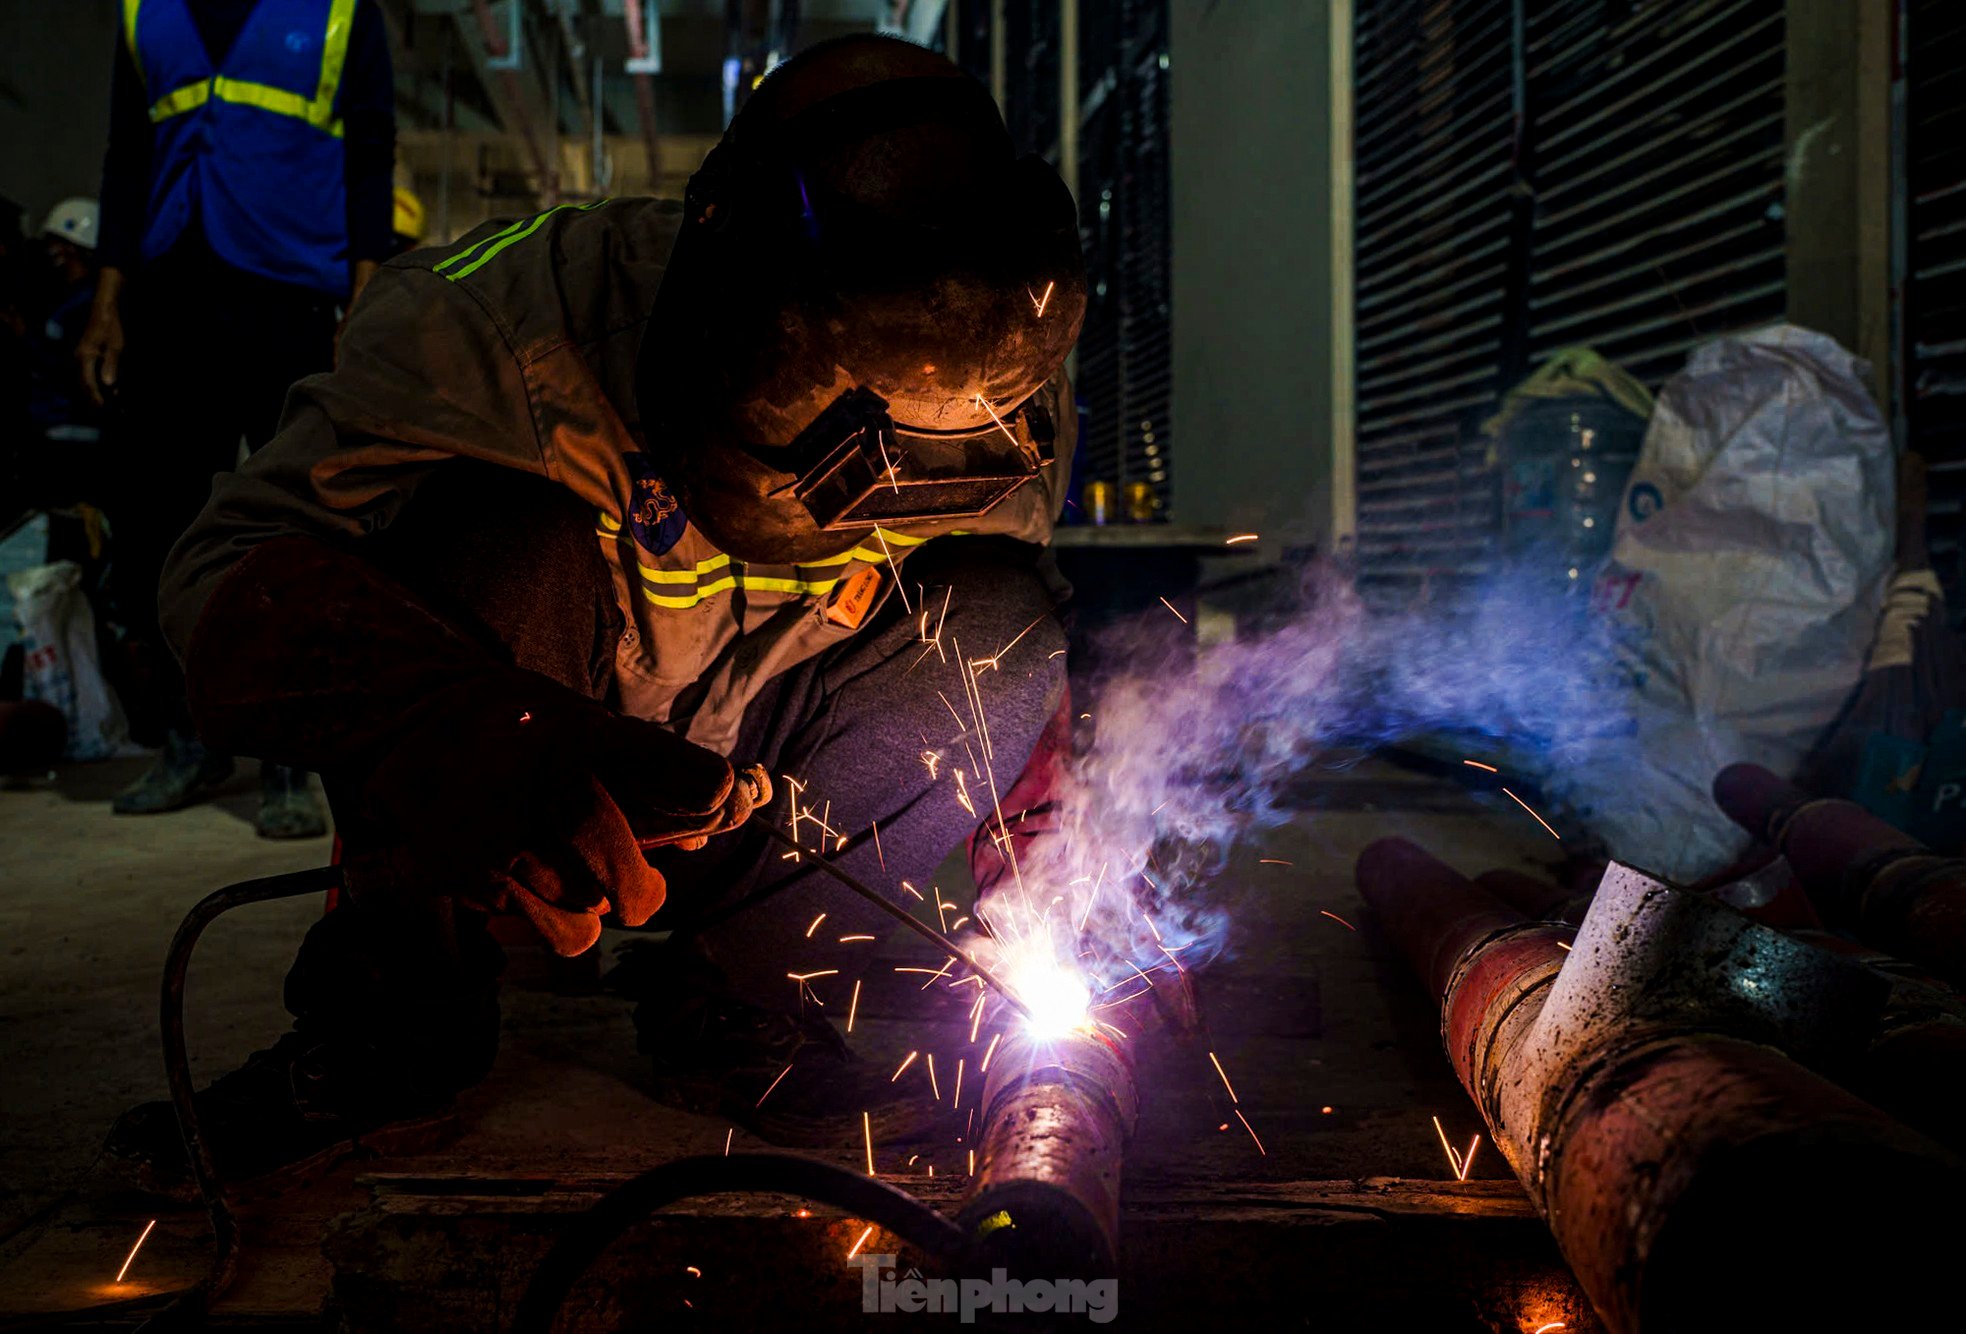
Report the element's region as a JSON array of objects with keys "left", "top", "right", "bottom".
[
  {"left": 469, "top": 0, "right": 557, "bottom": 200},
  {"left": 957, "top": 1028, "right": 1135, "bottom": 1277},
  {"left": 621, "top": 0, "right": 662, "bottom": 191},
  {"left": 1357, "top": 839, "right": 1962, "bottom": 1334},
  {"left": 1714, "top": 761, "right": 1966, "bottom": 988}
]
